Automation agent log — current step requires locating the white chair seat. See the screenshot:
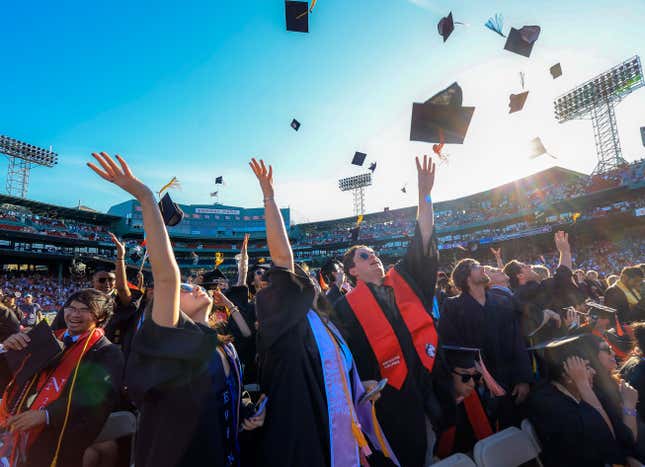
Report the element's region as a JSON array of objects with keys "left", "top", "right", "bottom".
[
  {"left": 433, "top": 453, "right": 477, "bottom": 466},
  {"left": 473, "top": 426, "right": 542, "bottom": 467}
]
